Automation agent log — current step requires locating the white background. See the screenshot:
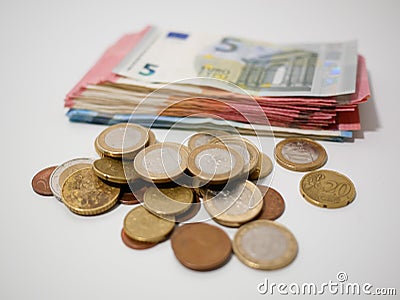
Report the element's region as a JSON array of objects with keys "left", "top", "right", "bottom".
[{"left": 1, "top": 0, "right": 399, "bottom": 299}]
